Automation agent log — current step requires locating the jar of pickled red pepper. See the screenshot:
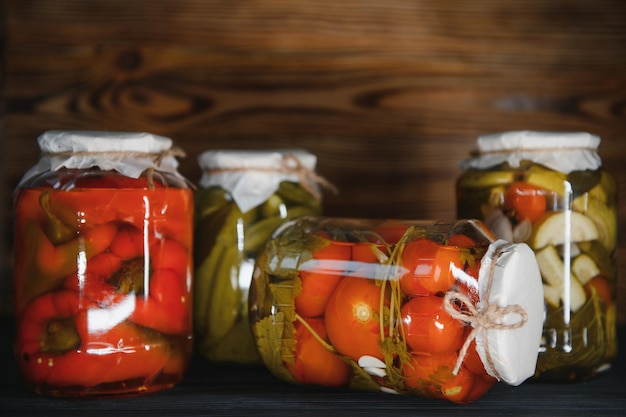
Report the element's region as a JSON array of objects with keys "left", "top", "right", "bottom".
[
  {"left": 194, "top": 149, "right": 334, "bottom": 364},
  {"left": 13, "top": 130, "right": 194, "bottom": 397},
  {"left": 457, "top": 130, "right": 618, "bottom": 382},
  {"left": 249, "top": 217, "right": 544, "bottom": 404}
]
